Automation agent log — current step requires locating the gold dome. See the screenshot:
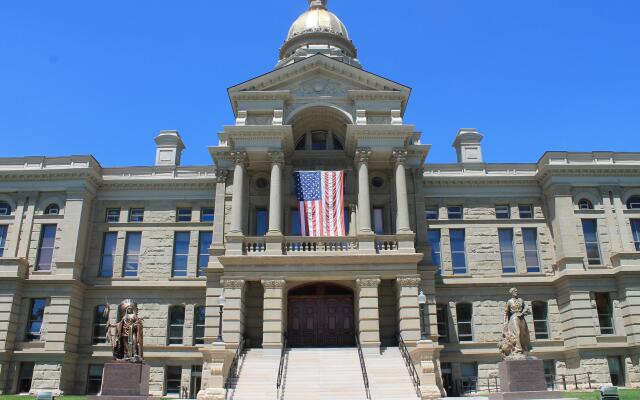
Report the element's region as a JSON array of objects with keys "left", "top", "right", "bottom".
[{"left": 287, "top": 0, "right": 349, "bottom": 41}]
